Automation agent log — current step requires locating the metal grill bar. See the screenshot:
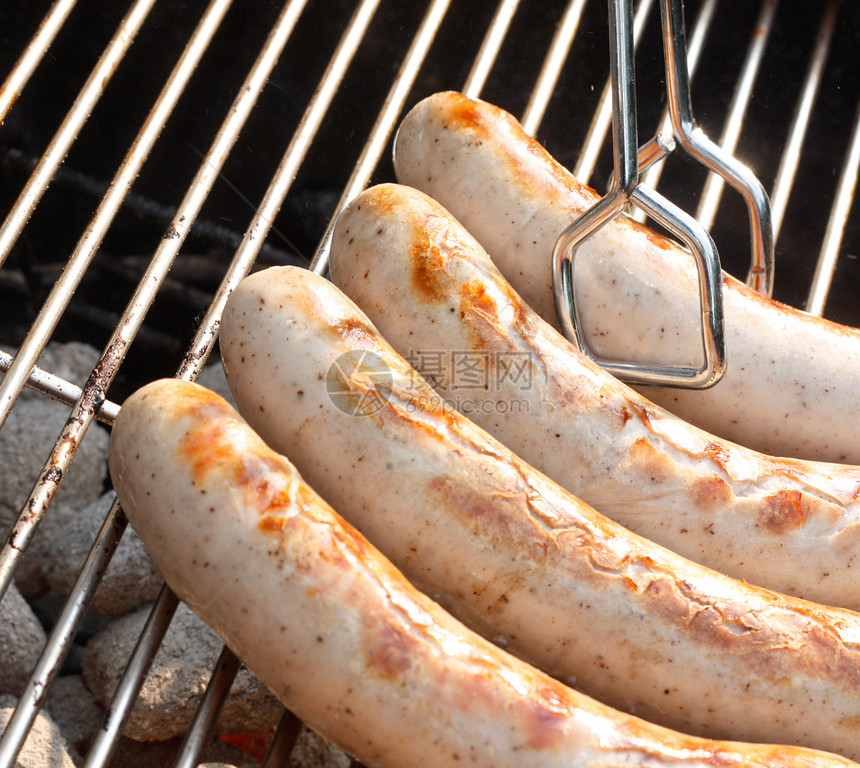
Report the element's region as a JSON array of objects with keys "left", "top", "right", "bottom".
[
  {"left": 0, "top": 0, "right": 79, "bottom": 122},
  {"left": 0, "top": 349, "right": 120, "bottom": 424},
  {"left": 1, "top": 1, "right": 858, "bottom": 766},
  {"left": 0, "top": 0, "right": 307, "bottom": 600},
  {"left": 262, "top": 711, "right": 303, "bottom": 767},
  {"left": 173, "top": 646, "right": 242, "bottom": 768},
  {"left": 0, "top": 0, "right": 233, "bottom": 433},
  {"left": 807, "top": 99, "right": 860, "bottom": 316},
  {"left": 3, "top": 496, "right": 131, "bottom": 768},
  {"left": 769, "top": 0, "right": 840, "bottom": 239},
  {"left": 0, "top": 0, "right": 237, "bottom": 603},
  {"left": 520, "top": 0, "right": 589, "bottom": 135},
  {"left": 462, "top": 0, "right": 521, "bottom": 97},
  {"left": 83, "top": 585, "right": 180, "bottom": 768},
  {"left": 695, "top": 0, "right": 778, "bottom": 230},
  {"left": 310, "top": 0, "right": 452, "bottom": 272},
  {"left": 0, "top": 0, "right": 310, "bottom": 764},
  {"left": 0, "top": 0, "right": 156, "bottom": 273}
]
